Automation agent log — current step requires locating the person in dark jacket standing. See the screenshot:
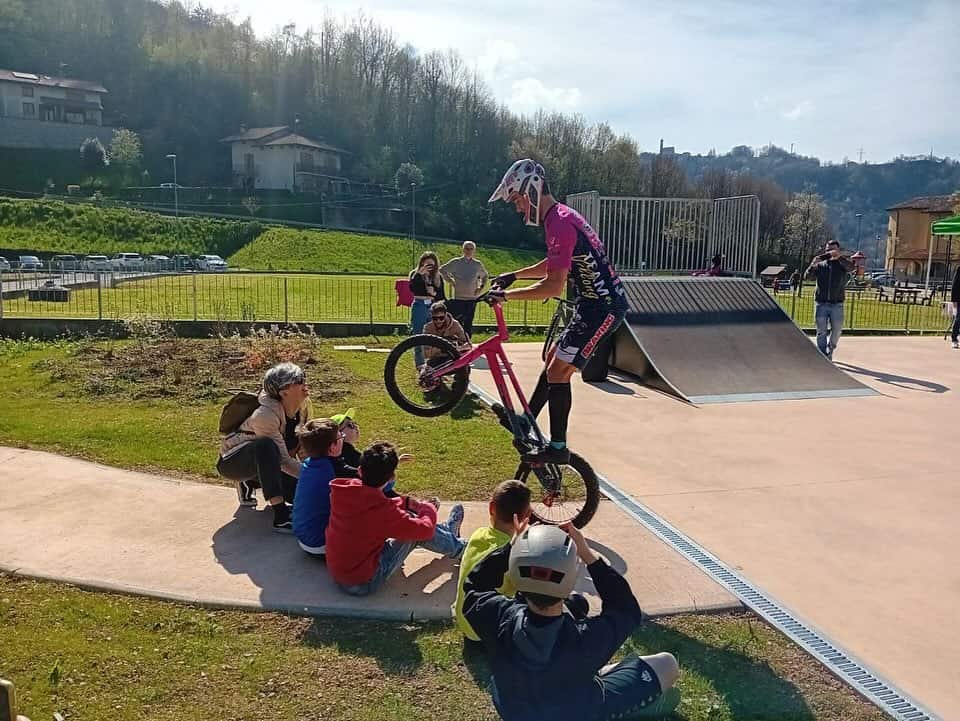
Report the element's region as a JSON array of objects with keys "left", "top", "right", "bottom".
[
  {"left": 463, "top": 520, "right": 680, "bottom": 721},
  {"left": 805, "top": 239, "right": 854, "bottom": 360},
  {"left": 950, "top": 266, "right": 960, "bottom": 349}
]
